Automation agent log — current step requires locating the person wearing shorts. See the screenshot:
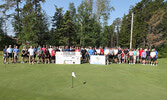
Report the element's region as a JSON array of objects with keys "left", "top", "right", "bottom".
[
  {"left": 7, "top": 45, "right": 13, "bottom": 64},
  {"left": 154, "top": 49, "right": 158, "bottom": 66},
  {"left": 129, "top": 49, "right": 133, "bottom": 64},
  {"left": 146, "top": 48, "right": 151, "bottom": 64},
  {"left": 108, "top": 48, "right": 114, "bottom": 64},
  {"left": 121, "top": 49, "right": 125, "bottom": 63},
  {"left": 133, "top": 49, "right": 137, "bottom": 64},
  {"left": 37, "top": 47, "right": 43, "bottom": 64},
  {"left": 104, "top": 47, "right": 110, "bottom": 65},
  {"left": 139, "top": 48, "right": 143, "bottom": 64},
  {"left": 141, "top": 50, "right": 146, "bottom": 65},
  {"left": 3, "top": 46, "right": 7, "bottom": 64},
  {"left": 51, "top": 47, "right": 55, "bottom": 63},
  {"left": 42, "top": 45, "right": 46, "bottom": 62},
  {"left": 21, "top": 46, "right": 27, "bottom": 63},
  {"left": 13, "top": 46, "right": 19, "bottom": 63},
  {"left": 113, "top": 47, "right": 118, "bottom": 63},
  {"left": 28, "top": 46, "right": 35, "bottom": 64},
  {"left": 118, "top": 48, "right": 122, "bottom": 64},
  {"left": 136, "top": 49, "right": 140, "bottom": 64},
  {"left": 150, "top": 49, "right": 156, "bottom": 66},
  {"left": 45, "top": 47, "right": 50, "bottom": 64},
  {"left": 124, "top": 48, "right": 129, "bottom": 64}
]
